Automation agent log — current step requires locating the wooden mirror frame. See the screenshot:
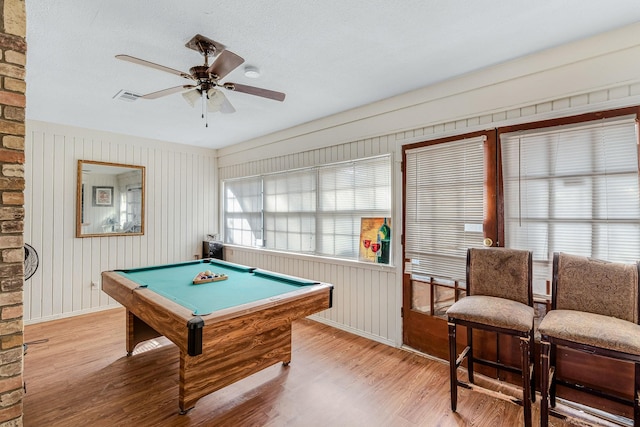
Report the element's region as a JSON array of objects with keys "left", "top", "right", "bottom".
[{"left": 76, "top": 160, "right": 145, "bottom": 238}]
